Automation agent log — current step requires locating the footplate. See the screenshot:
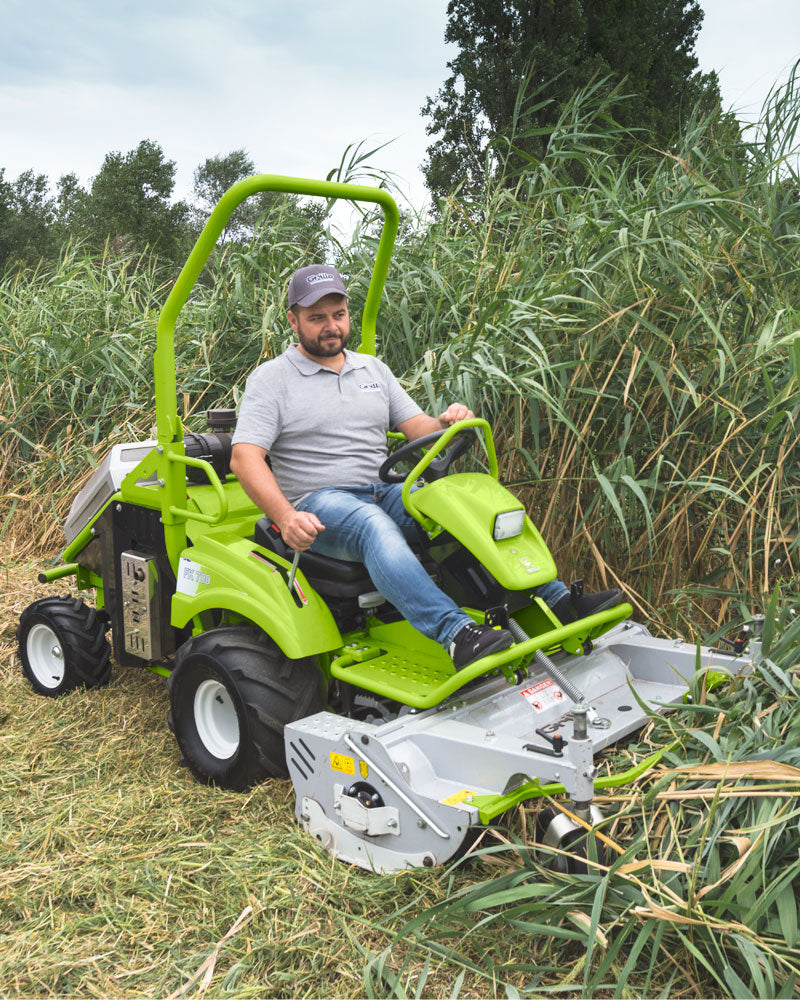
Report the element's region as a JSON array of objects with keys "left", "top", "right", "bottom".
[{"left": 331, "top": 604, "right": 633, "bottom": 709}]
